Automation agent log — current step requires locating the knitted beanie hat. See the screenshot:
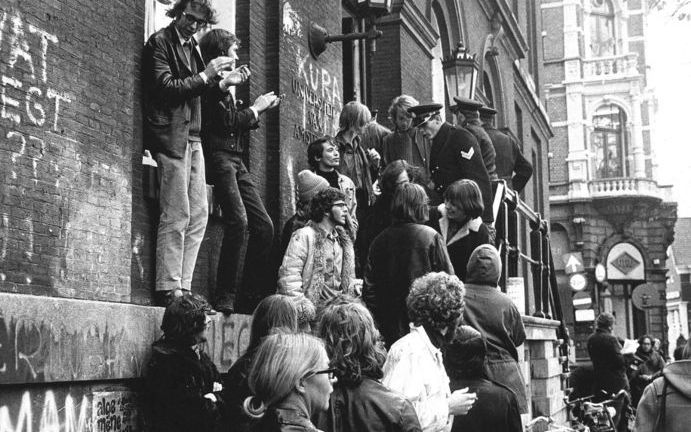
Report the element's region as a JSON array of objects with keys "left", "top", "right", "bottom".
[{"left": 297, "top": 170, "right": 330, "bottom": 204}]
